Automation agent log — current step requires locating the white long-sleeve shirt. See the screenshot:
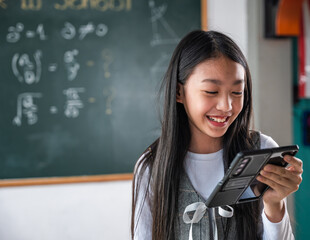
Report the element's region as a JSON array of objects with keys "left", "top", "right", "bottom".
[{"left": 134, "top": 133, "right": 294, "bottom": 239}]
